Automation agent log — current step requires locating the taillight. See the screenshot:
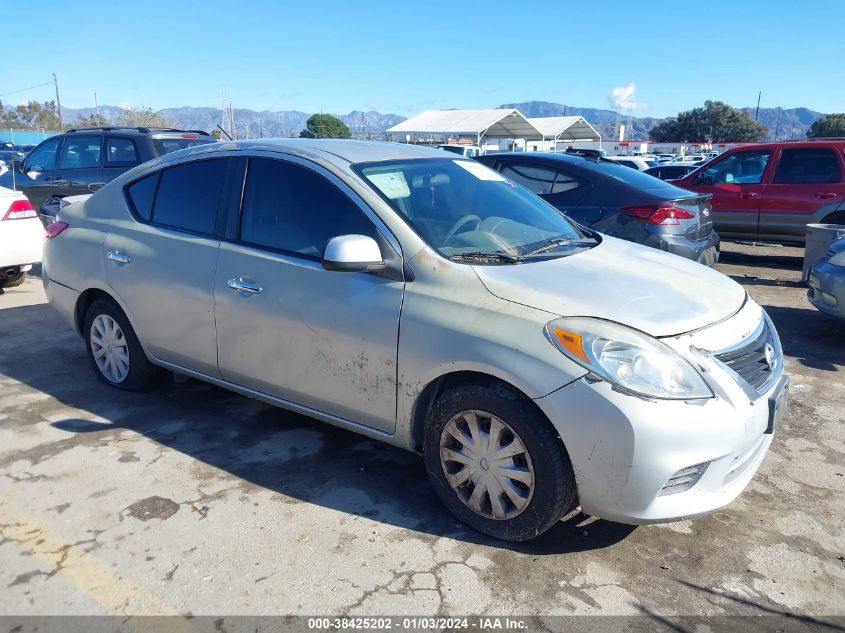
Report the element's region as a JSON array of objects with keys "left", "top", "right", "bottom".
[
  {"left": 181, "top": 133, "right": 199, "bottom": 139},
  {"left": 620, "top": 204, "right": 696, "bottom": 226},
  {"left": 45, "top": 221, "right": 69, "bottom": 240},
  {"left": 2, "top": 199, "right": 38, "bottom": 221}
]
